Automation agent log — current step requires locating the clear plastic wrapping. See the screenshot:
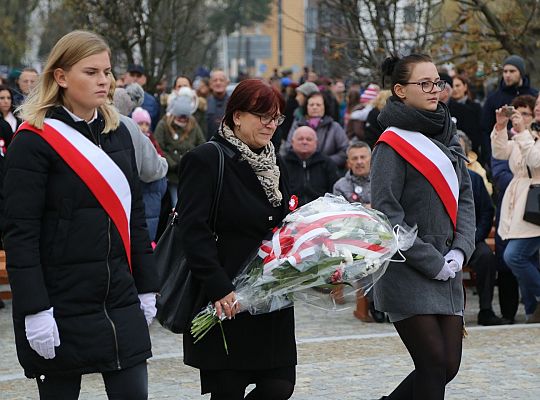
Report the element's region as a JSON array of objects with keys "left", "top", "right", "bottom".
[{"left": 191, "top": 195, "right": 417, "bottom": 348}]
